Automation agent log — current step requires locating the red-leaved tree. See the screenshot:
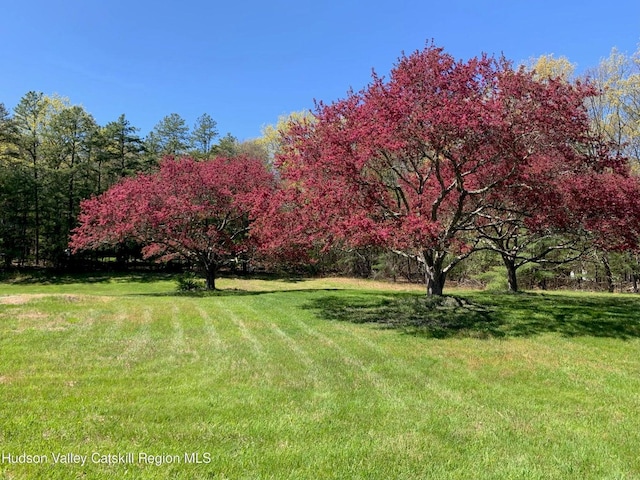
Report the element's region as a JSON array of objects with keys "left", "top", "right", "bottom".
[
  {"left": 266, "top": 44, "right": 638, "bottom": 295},
  {"left": 70, "top": 156, "right": 275, "bottom": 289},
  {"left": 477, "top": 157, "right": 640, "bottom": 292}
]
